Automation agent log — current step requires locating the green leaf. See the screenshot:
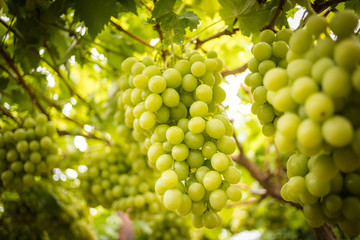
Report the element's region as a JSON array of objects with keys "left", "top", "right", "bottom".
[
  {"left": 151, "top": 0, "right": 176, "bottom": 19},
  {"left": 117, "top": 0, "right": 137, "bottom": 14},
  {"left": 74, "top": 0, "right": 118, "bottom": 38},
  {"left": 219, "top": 0, "right": 268, "bottom": 36},
  {"left": 0, "top": 78, "right": 9, "bottom": 90},
  {"left": 345, "top": 0, "right": 360, "bottom": 16},
  {"left": 151, "top": 0, "right": 200, "bottom": 44}
]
